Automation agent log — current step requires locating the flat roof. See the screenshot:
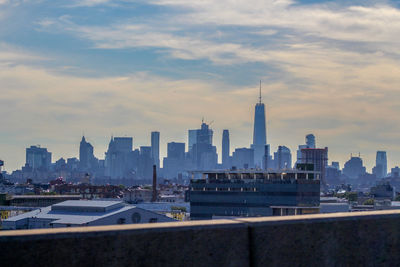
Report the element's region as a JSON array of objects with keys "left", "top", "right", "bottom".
[
  {"left": 11, "top": 195, "right": 81, "bottom": 199},
  {"left": 52, "top": 200, "right": 123, "bottom": 208},
  {"left": 3, "top": 205, "right": 135, "bottom": 225},
  {"left": 190, "top": 170, "right": 320, "bottom": 174}
]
